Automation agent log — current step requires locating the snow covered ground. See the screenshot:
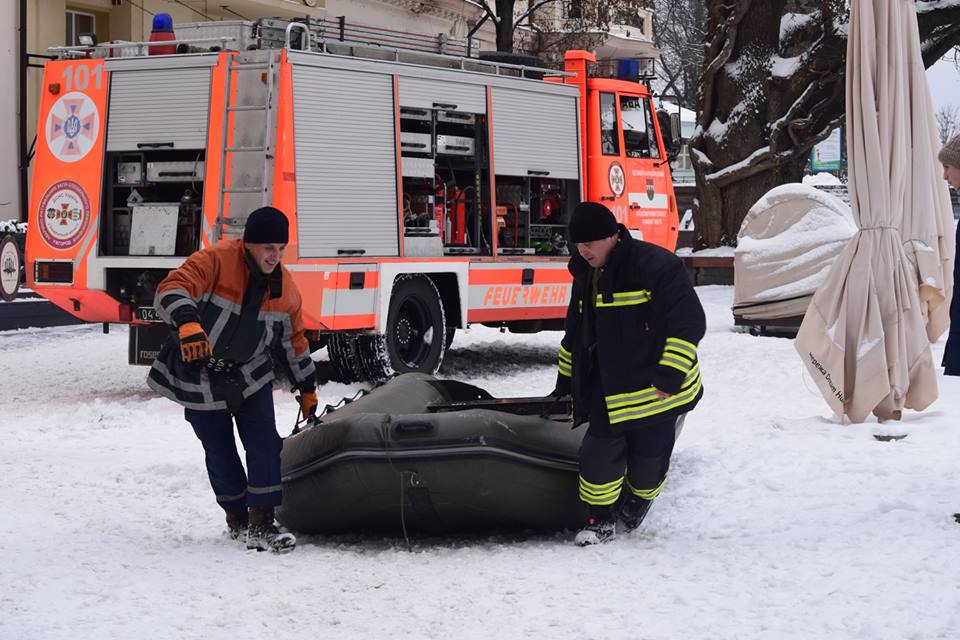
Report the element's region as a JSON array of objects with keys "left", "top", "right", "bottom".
[{"left": 2, "top": 285, "right": 960, "bottom": 640}]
